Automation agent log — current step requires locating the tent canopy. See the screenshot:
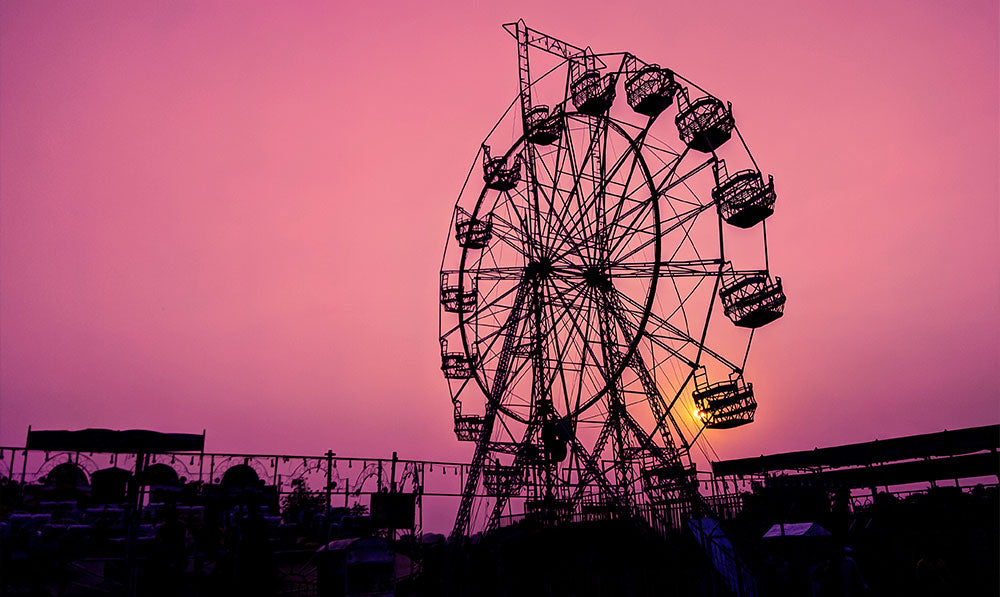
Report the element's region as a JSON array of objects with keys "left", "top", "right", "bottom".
[
  {"left": 320, "top": 536, "right": 394, "bottom": 564},
  {"left": 763, "top": 522, "right": 831, "bottom": 538},
  {"left": 26, "top": 429, "right": 204, "bottom": 454}
]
